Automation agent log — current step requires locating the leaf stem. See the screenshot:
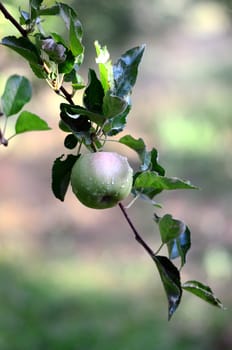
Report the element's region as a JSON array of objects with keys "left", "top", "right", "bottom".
[
  {"left": 98, "top": 138, "right": 119, "bottom": 143},
  {"left": 118, "top": 202, "right": 156, "bottom": 259},
  {"left": 6, "top": 133, "right": 16, "bottom": 142},
  {"left": 0, "top": 128, "right": 8, "bottom": 146},
  {"left": 154, "top": 242, "right": 164, "bottom": 255},
  {"left": 2, "top": 113, "right": 7, "bottom": 136}
]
